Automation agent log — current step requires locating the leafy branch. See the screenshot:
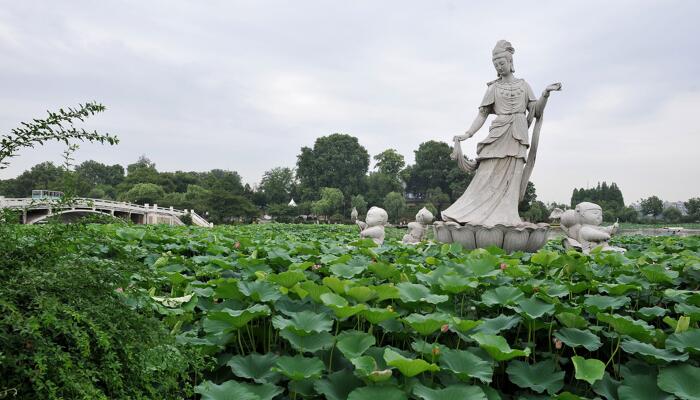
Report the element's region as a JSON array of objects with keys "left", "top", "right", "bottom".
[{"left": 0, "top": 102, "right": 119, "bottom": 169}]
